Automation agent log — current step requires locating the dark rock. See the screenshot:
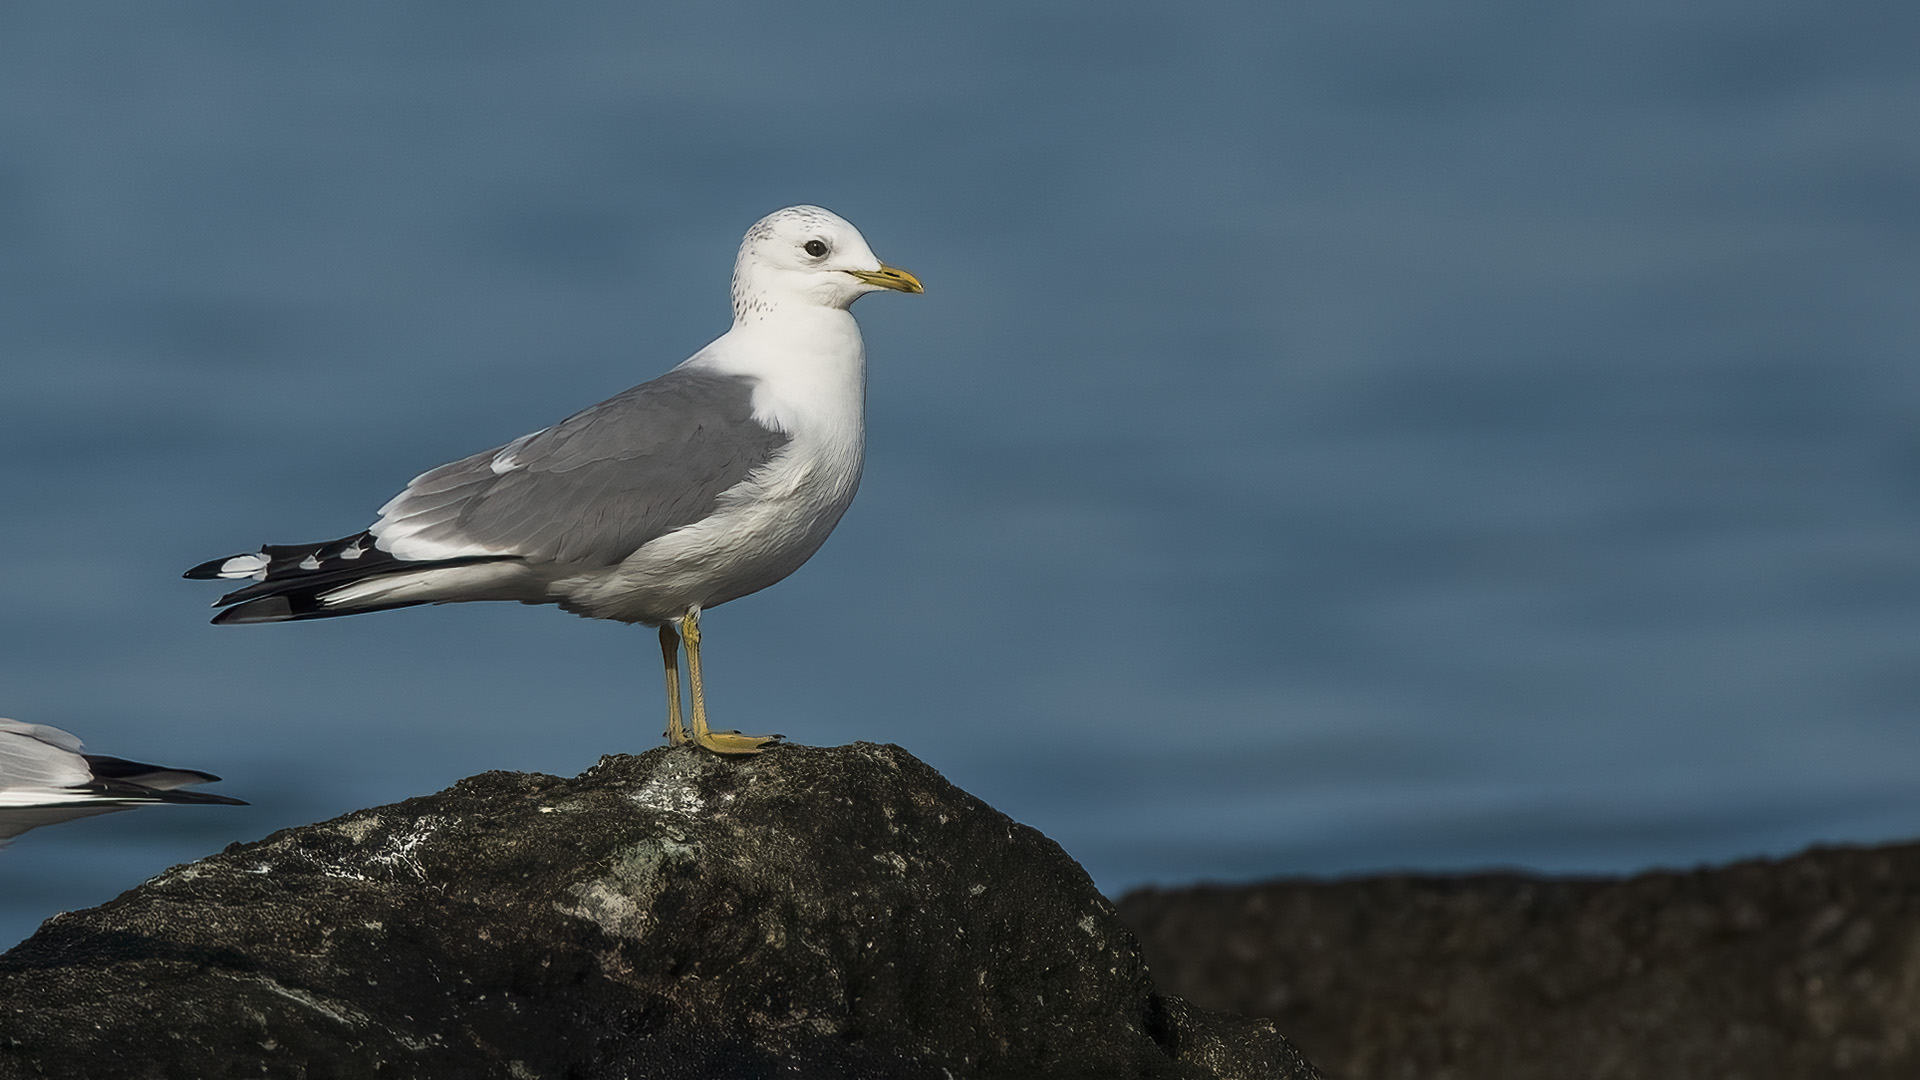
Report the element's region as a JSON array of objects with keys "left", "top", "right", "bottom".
[
  {"left": 1119, "top": 844, "right": 1920, "bottom": 1080},
  {"left": 0, "top": 742, "right": 1316, "bottom": 1080}
]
